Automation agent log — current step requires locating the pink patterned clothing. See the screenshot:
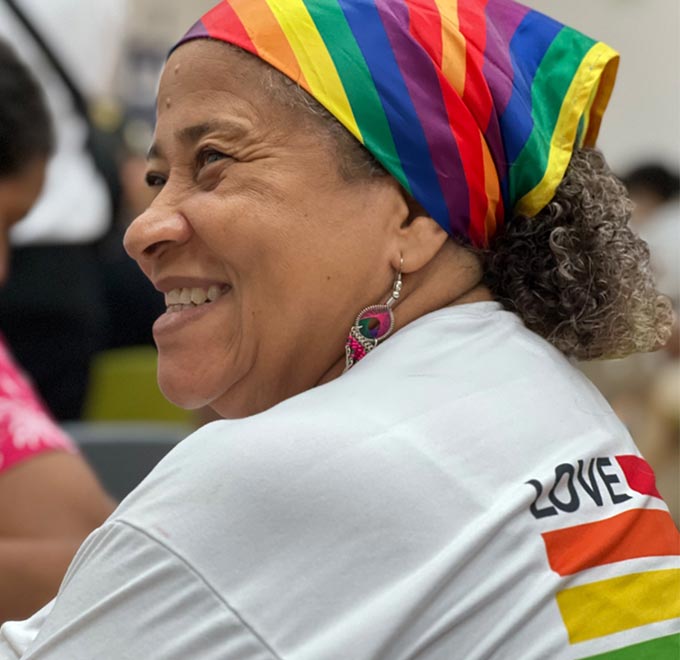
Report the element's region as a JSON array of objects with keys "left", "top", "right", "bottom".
[{"left": 0, "top": 335, "right": 76, "bottom": 474}]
